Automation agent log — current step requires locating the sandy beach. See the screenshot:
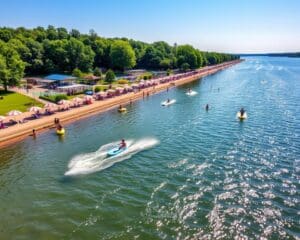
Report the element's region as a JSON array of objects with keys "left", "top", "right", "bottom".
[{"left": 0, "top": 60, "right": 242, "bottom": 149}]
